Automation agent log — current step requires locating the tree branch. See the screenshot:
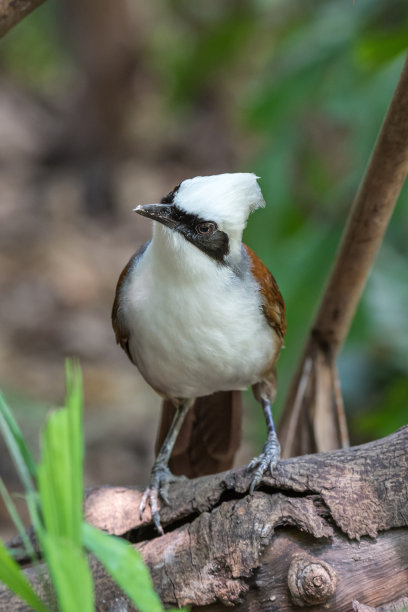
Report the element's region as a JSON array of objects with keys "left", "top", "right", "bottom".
[
  {"left": 0, "top": 0, "right": 46, "bottom": 39},
  {"left": 279, "top": 51, "right": 408, "bottom": 457}
]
